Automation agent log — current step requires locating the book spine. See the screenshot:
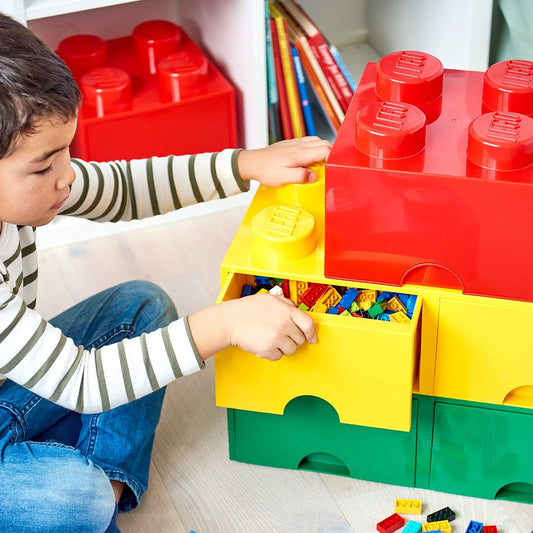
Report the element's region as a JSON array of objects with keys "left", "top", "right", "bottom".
[
  {"left": 297, "top": 37, "right": 344, "bottom": 125},
  {"left": 291, "top": 45, "right": 316, "bottom": 136},
  {"left": 306, "top": 33, "right": 352, "bottom": 112},
  {"left": 265, "top": 1, "right": 282, "bottom": 142},
  {"left": 274, "top": 14, "right": 305, "bottom": 137},
  {"left": 330, "top": 44, "right": 357, "bottom": 92},
  {"left": 269, "top": 17, "right": 293, "bottom": 139},
  {"left": 296, "top": 41, "right": 340, "bottom": 131}
]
